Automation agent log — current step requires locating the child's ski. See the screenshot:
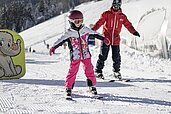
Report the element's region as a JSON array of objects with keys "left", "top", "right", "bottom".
[
  {"left": 65, "top": 96, "right": 77, "bottom": 102},
  {"left": 91, "top": 94, "right": 103, "bottom": 99},
  {"left": 66, "top": 96, "right": 72, "bottom": 100},
  {"left": 86, "top": 90, "right": 103, "bottom": 99},
  {"left": 109, "top": 79, "right": 130, "bottom": 82}
]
